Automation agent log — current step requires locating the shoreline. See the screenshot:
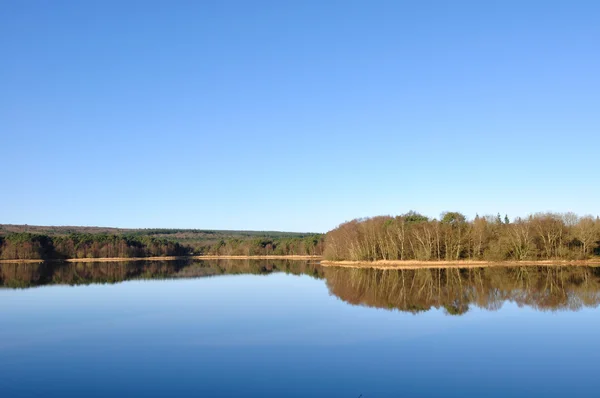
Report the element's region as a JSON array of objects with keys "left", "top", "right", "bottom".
[
  {"left": 2, "top": 256, "right": 599, "bottom": 268},
  {"left": 0, "top": 255, "right": 322, "bottom": 264},
  {"left": 320, "top": 259, "right": 600, "bottom": 269}
]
